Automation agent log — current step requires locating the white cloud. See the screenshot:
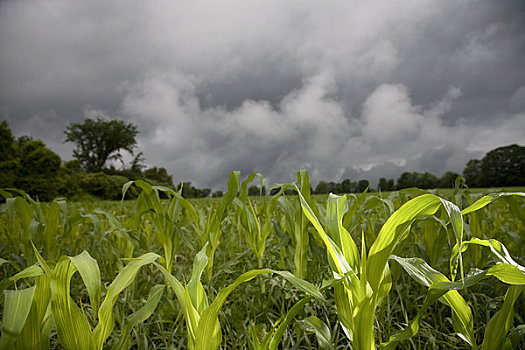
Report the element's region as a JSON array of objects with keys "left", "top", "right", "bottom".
[
  {"left": 1, "top": 0, "right": 524, "bottom": 188},
  {"left": 118, "top": 67, "right": 524, "bottom": 188}
]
